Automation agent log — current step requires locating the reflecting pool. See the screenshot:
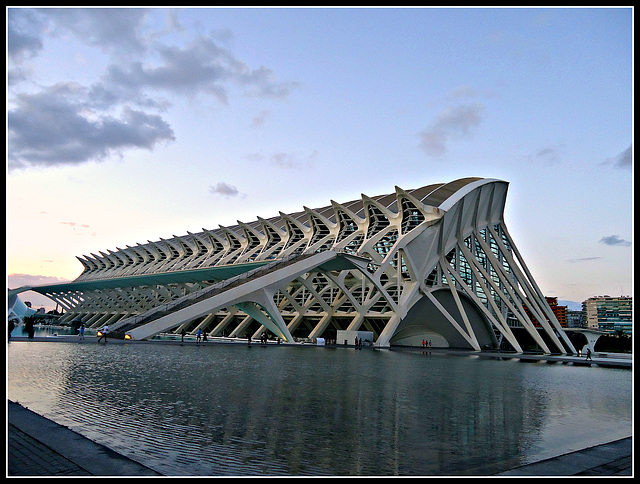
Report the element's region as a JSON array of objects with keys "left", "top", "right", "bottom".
[{"left": 7, "top": 342, "right": 632, "bottom": 476}]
